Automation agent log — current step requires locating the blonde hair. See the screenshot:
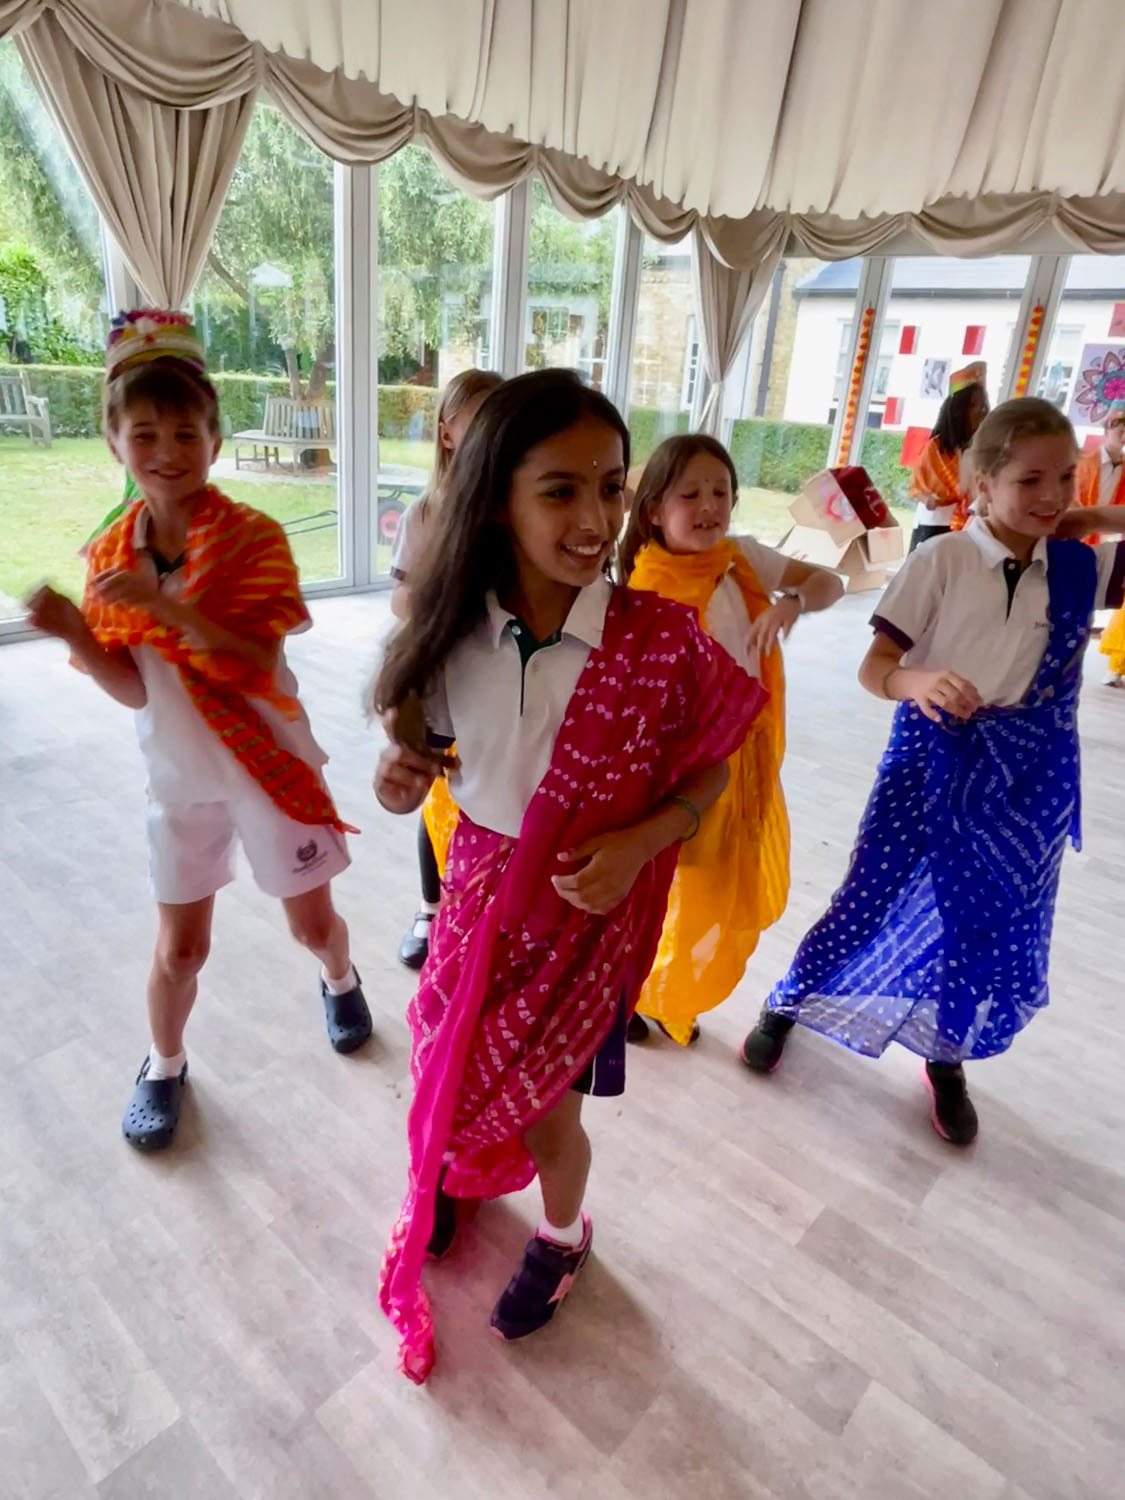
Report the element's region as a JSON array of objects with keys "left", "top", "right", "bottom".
[
  {"left": 429, "top": 368, "right": 503, "bottom": 493},
  {"left": 969, "top": 398, "right": 1076, "bottom": 515}
]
